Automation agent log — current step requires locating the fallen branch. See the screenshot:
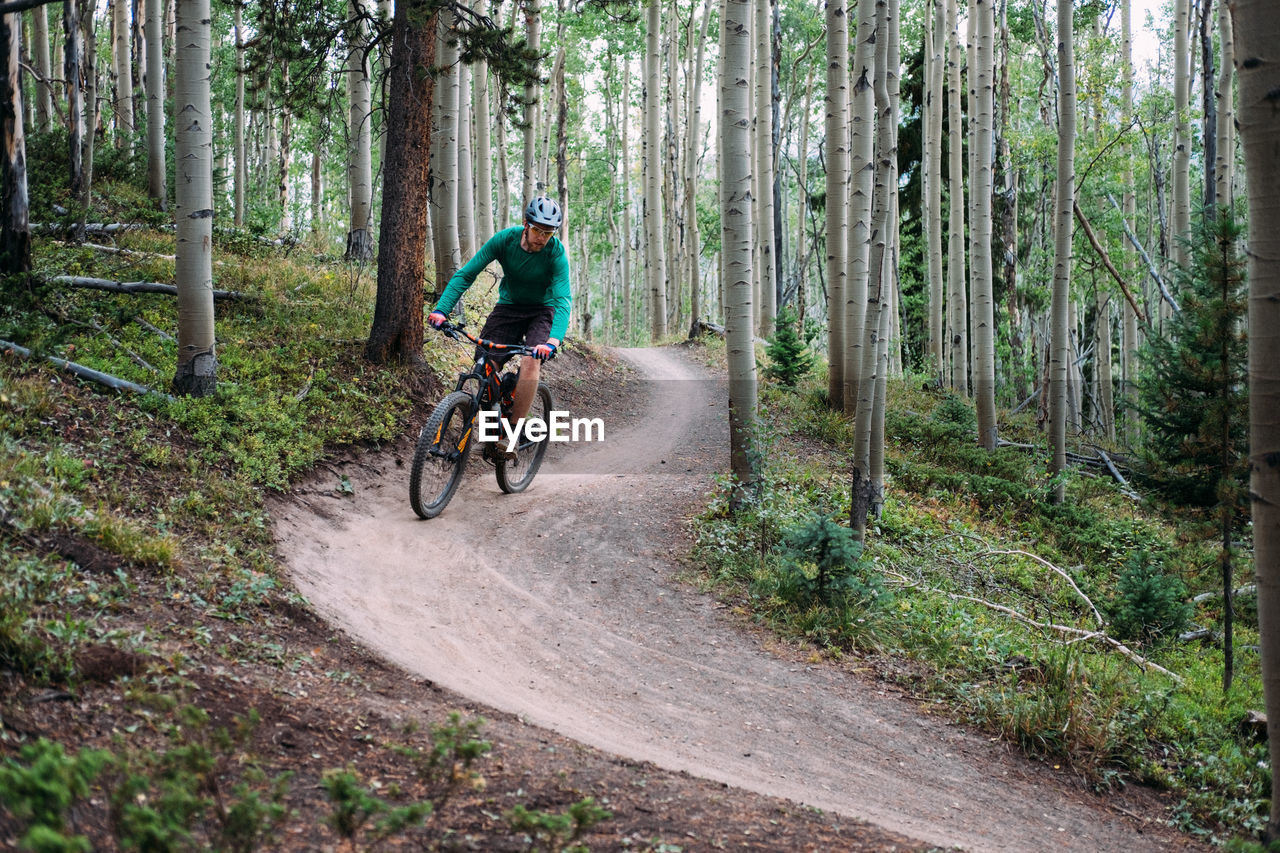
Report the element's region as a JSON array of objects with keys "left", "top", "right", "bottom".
[
  {"left": 134, "top": 317, "right": 176, "bottom": 342},
  {"left": 976, "top": 548, "right": 1105, "bottom": 628},
  {"left": 54, "top": 240, "right": 177, "bottom": 262},
  {"left": 1073, "top": 201, "right": 1152, "bottom": 333},
  {"left": 0, "top": 339, "right": 171, "bottom": 399},
  {"left": 1091, "top": 446, "right": 1143, "bottom": 501},
  {"left": 1105, "top": 193, "right": 1180, "bottom": 315},
  {"left": 52, "top": 275, "right": 247, "bottom": 301},
  {"left": 1192, "top": 584, "right": 1257, "bottom": 604},
  {"left": 880, "top": 567, "right": 1184, "bottom": 684}
]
